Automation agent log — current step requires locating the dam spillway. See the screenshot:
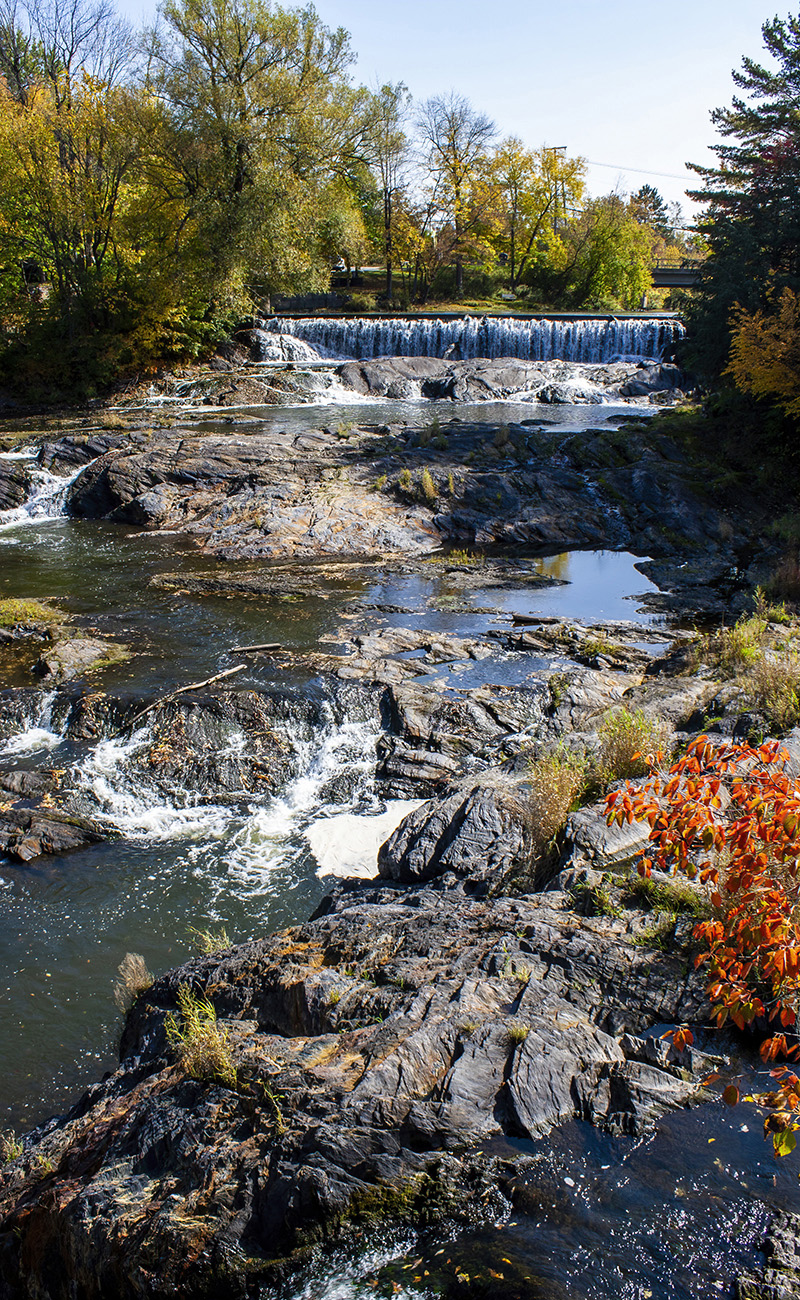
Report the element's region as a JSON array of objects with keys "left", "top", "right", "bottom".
[{"left": 264, "top": 314, "right": 684, "bottom": 363}]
